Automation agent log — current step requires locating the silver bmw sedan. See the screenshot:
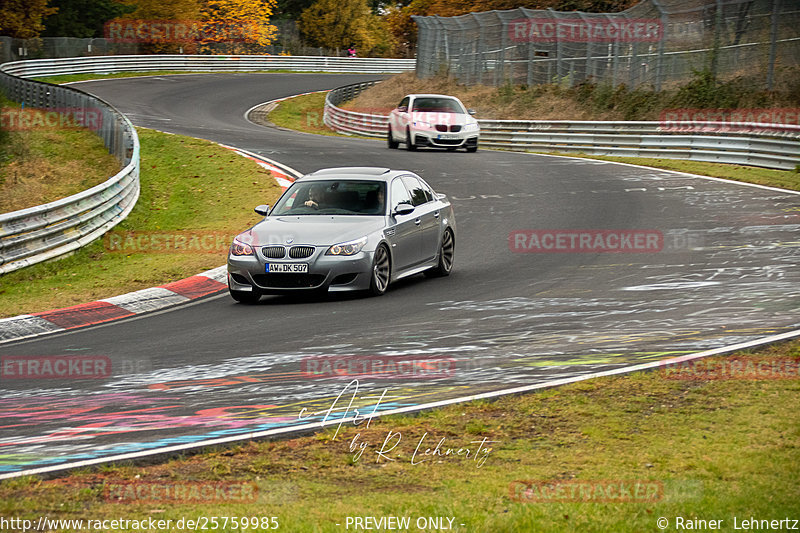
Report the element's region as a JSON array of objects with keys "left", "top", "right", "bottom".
[{"left": 227, "top": 167, "right": 456, "bottom": 303}]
